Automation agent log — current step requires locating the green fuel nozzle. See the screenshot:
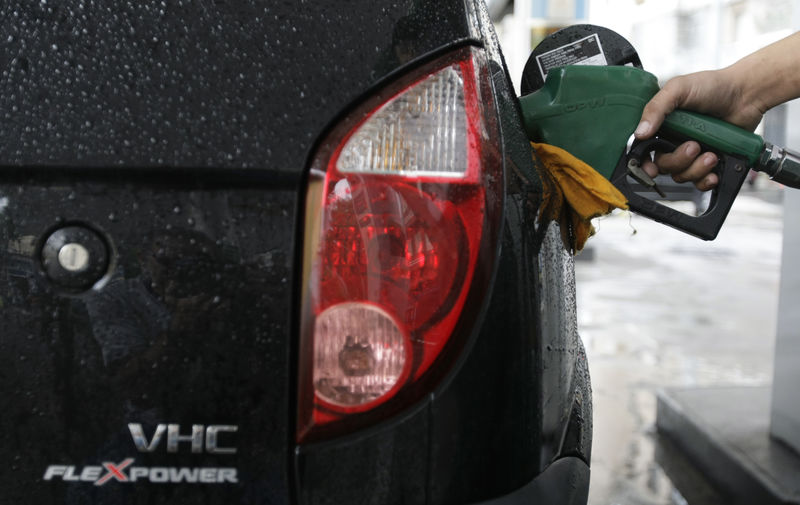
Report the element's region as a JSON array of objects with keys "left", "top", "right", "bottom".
[{"left": 518, "top": 64, "right": 800, "bottom": 240}]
